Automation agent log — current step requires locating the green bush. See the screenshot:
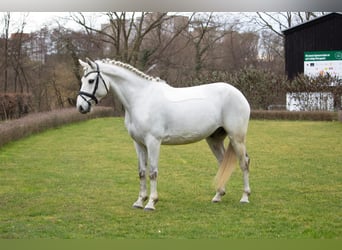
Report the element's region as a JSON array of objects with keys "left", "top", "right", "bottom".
[
  {"left": 195, "top": 68, "right": 342, "bottom": 111},
  {"left": 228, "top": 67, "right": 287, "bottom": 110},
  {"left": 194, "top": 67, "right": 287, "bottom": 110}
]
